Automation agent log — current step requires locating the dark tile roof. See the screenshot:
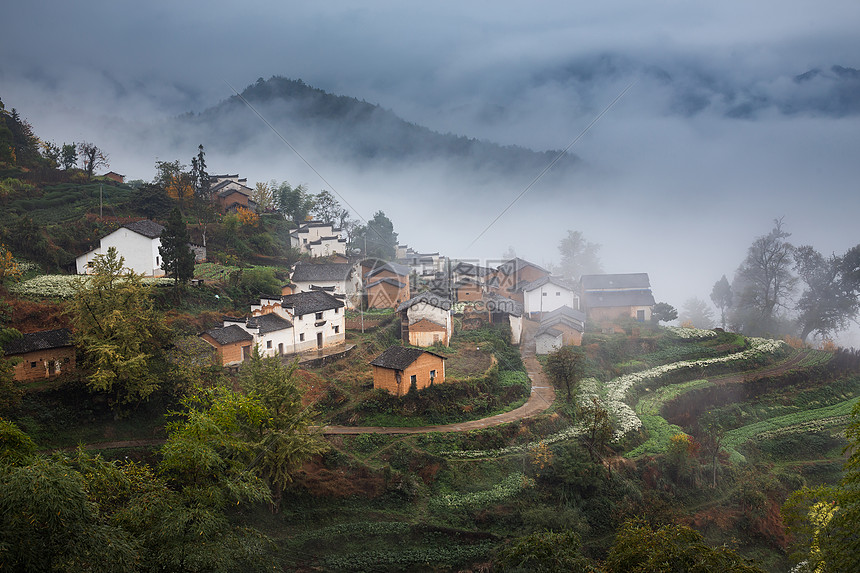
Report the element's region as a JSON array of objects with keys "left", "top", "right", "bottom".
[
  {"left": 123, "top": 219, "right": 165, "bottom": 239},
  {"left": 203, "top": 324, "right": 254, "bottom": 345},
  {"left": 451, "top": 261, "right": 492, "bottom": 277},
  {"left": 581, "top": 273, "right": 651, "bottom": 290},
  {"left": 366, "top": 277, "right": 407, "bottom": 289},
  {"left": 541, "top": 305, "right": 586, "bottom": 324},
  {"left": 296, "top": 220, "right": 338, "bottom": 230},
  {"left": 535, "top": 326, "right": 564, "bottom": 338},
  {"left": 482, "top": 292, "right": 523, "bottom": 317},
  {"left": 3, "top": 328, "right": 73, "bottom": 355},
  {"left": 281, "top": 290, "right": 345, "bottom": 316},
  {"left": 246, "top": 313, "right": 293, "bottom": 334},
  {"left": 369, "top": 346, "right": 446, "bottom": 370},
  {"left": 496, "top": 257, "right": 549, "bottom": 276},
  {"left": 291, "top": 262, "right": 354, "bottom": 283},
  {"left": 364, "top": 260, "right": 411, "bottom": 279},
  {"left": 521, "top": 275, "right": 577, "bottom": 292},
  {"left": 584, "top": 290, "right": 656, "bottom": 308},
  {"left": 397, "top": 291, "right": 452, "bottom": 312}
]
